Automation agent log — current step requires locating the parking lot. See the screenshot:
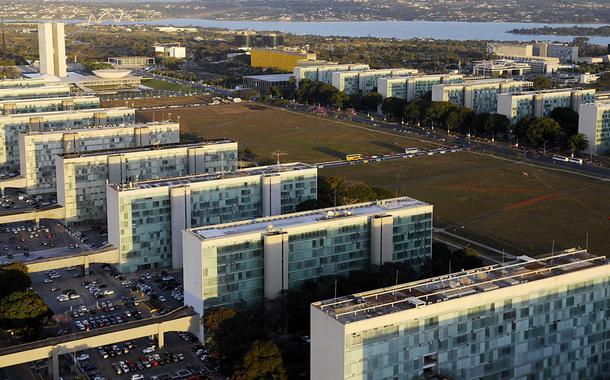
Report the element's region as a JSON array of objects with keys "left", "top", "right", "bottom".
[
  {"left": 0, "top": 188, "right": 55, "bottom": 212},
  {"left": 0, "top": 219, "right": 88, "bottom": 265},
  {"left": 30, "top": 265, "right": 215, "bottom": 379}
]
